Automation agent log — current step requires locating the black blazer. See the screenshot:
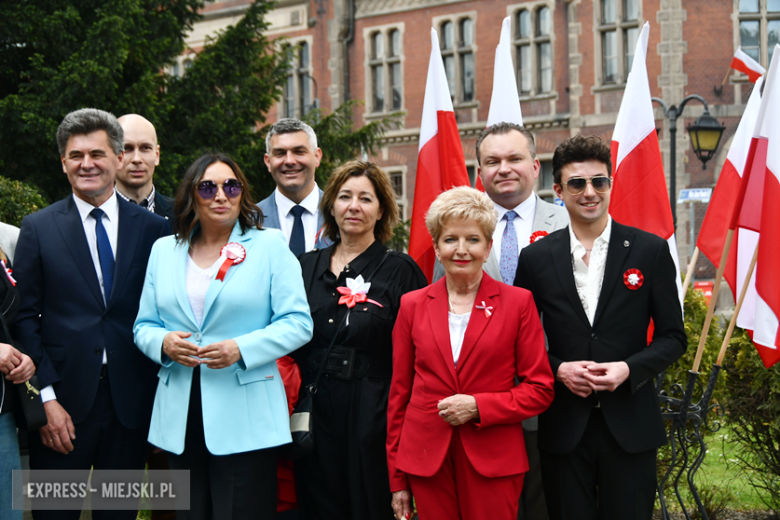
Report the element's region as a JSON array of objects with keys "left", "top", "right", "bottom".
[
  {"left": 515, "top": 220, "right": 686, "bottom": 455},
  {"left": 153, "top": 191, "right": 174, "bottom": 221},
  {"left": 12, "top": 195, "right": 170, "bottom": 429}
]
